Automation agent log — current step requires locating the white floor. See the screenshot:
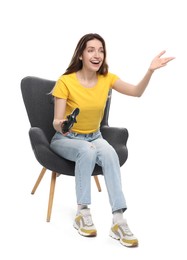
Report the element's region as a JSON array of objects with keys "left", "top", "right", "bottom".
[
  {"left": 1, "top": 142, "right": 186, "bottom": 260},
  {"left": 1, "top": 1, "right": 187, "bottom": 259}
]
